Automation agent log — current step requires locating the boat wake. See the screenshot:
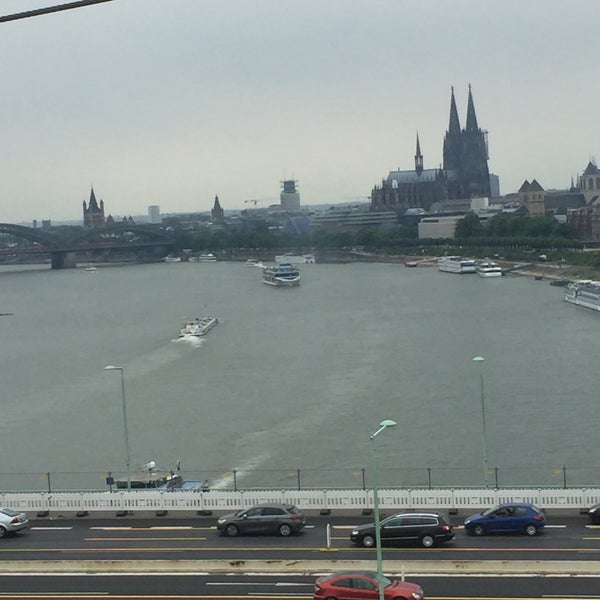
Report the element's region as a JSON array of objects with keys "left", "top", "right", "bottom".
[
  {"left": 173, "top": 334, "right": 204, "bottom": 347},
  {"left": 209, "top": 452, "right": 272, "bottom": 490}
]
